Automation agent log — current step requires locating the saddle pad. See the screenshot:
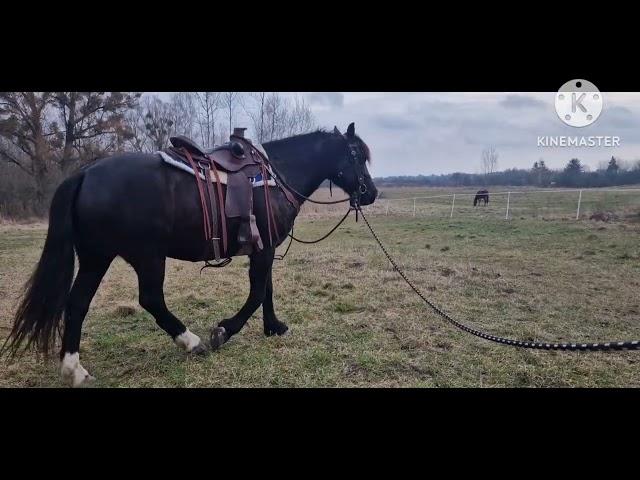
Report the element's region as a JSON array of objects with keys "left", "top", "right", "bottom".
[{"left": 157, "top": 151, "right": 277, "bottom": 187}]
